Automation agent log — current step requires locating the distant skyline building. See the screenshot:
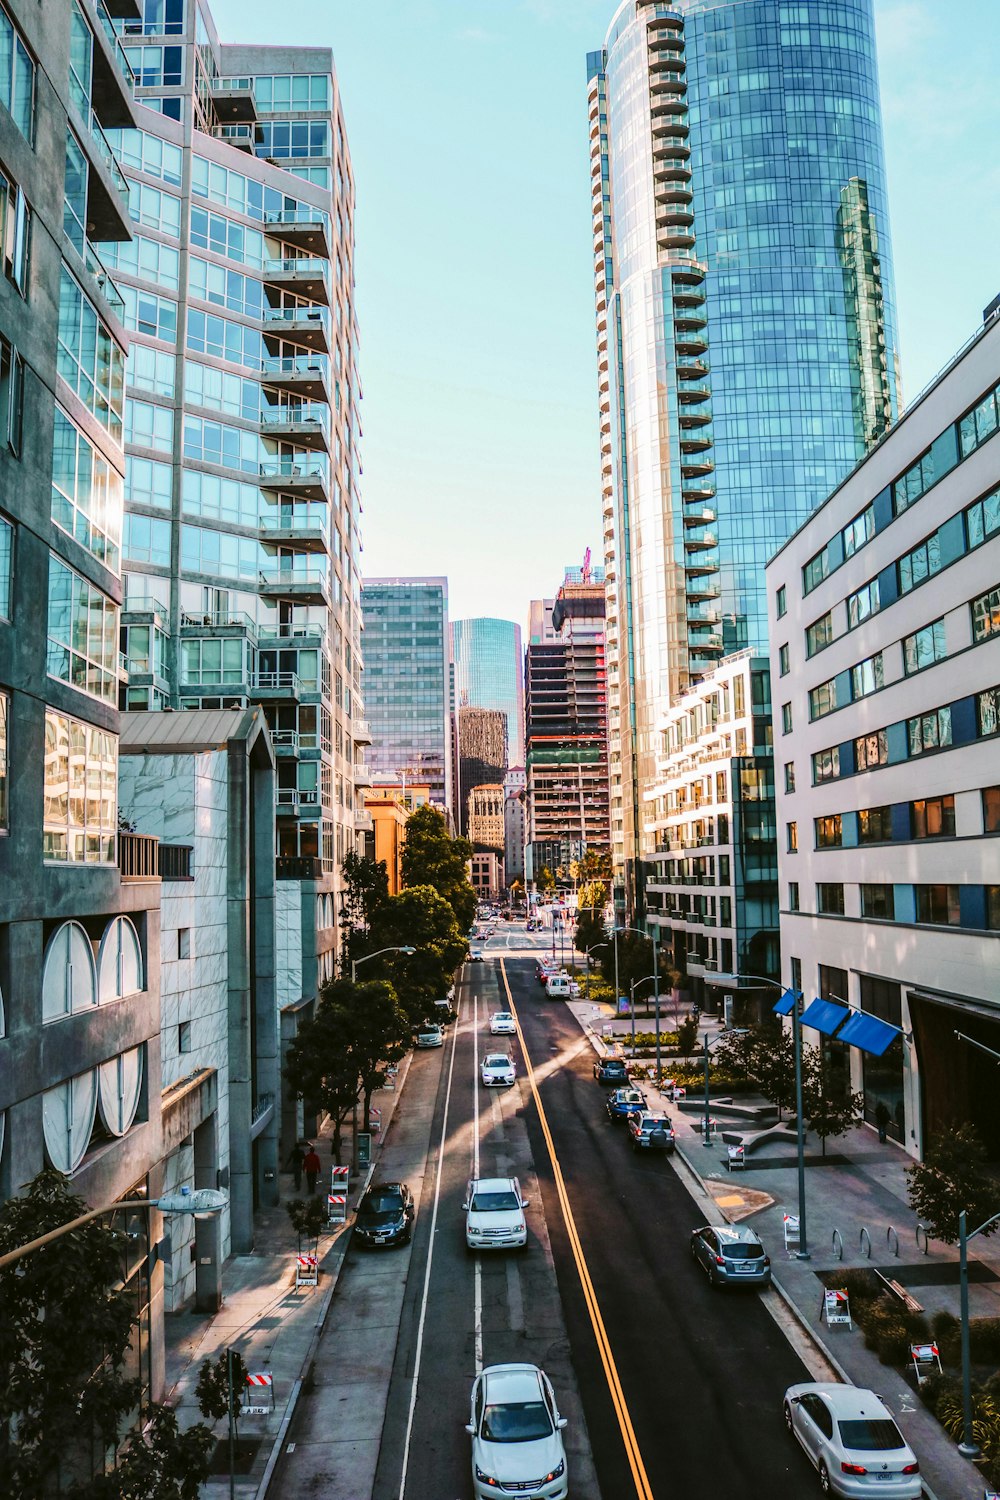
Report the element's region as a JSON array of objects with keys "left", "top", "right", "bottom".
[
  {"left": 361, "top": 577, "right": 451, "bottom": 814},
  {"left": 589, "top": 0, "right": 901, "bottom": 910},
  {"left": 451, "top": 616, "right": 524, "bottom": 834}
]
